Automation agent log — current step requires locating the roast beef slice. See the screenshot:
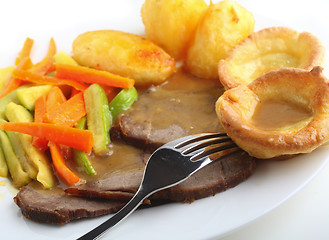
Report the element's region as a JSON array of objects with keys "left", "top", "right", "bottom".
[
  {"left": 116, "top": 78, "right": 225, "bottom": 152},
  {"left": 67, "top": 151, "right": 256, "bottom": 203},
  {"left": 14, "top": 183, "right": 125, "bottom": 225}
]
